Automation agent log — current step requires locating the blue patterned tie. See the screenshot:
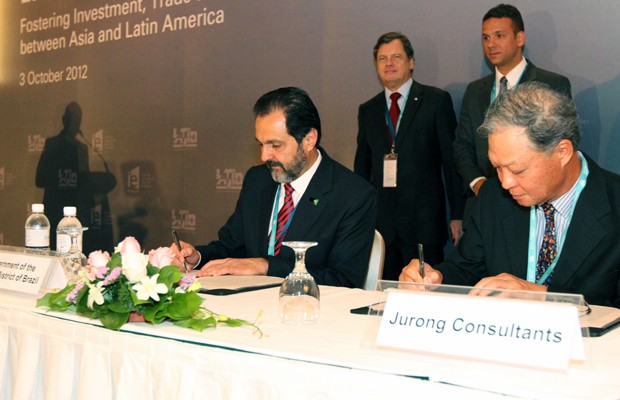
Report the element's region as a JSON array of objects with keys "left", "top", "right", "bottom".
[
  {"left": 536, "top": 202, "right": 557, "bottom": 284},
  {"left": 274, "top": 183, "right": 294, "bottom": 255}
]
